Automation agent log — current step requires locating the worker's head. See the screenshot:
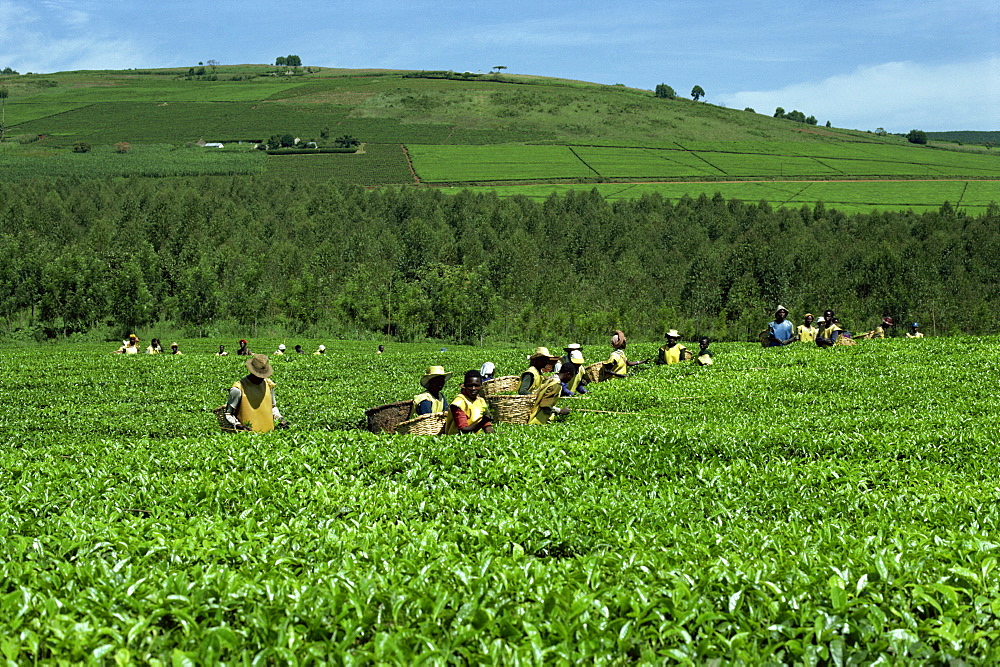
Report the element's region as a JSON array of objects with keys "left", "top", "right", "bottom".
[
  {"left": 557, "top": 366, "right": 574, "bottom": 382},
  {"left": 774, "top": 306, "right": 788, "bottom": 322},
  {"left": 294, "top": 344, "right": 302, "bottom": 352},
  {"left": 823, "top": 309, "right": 834, "bottom": 321},
  {"left": 911, "top": 322, "right": 919, "bottom": 330},
  {"left": 529, "top": 347, "right": 559, "bottom": 371},
  {"left": 420, "top": 366, "right": 452, "bottom": 394},
  {"left": 882, "top": 316, "right": 894, "bottom": 327},
  {"left": 611, "top": 330, "right": 627, "bottom": 350},
  {"left": 245, "top": 354, "right": 273, "bottom": 383},
  {"left": 665, "top": 330, "right": 681, "bottom": 347},
  {"left": 238, "top": 339, "right": 248, "bottom": 348},
  {"left": 378, "top": 344, "right": 385, "bottom": 353},
  {"left": 699, "top": 336, "right": 710, "bottom": 350},
  {"left": 804, "top": 313, "right": 814, "bottom": 325},
  {"left": 219, "top": 344, "right": 225, "bottom": 352},
  {"left": 461, "top": 370, "right": 484, "bottom": 399}
]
